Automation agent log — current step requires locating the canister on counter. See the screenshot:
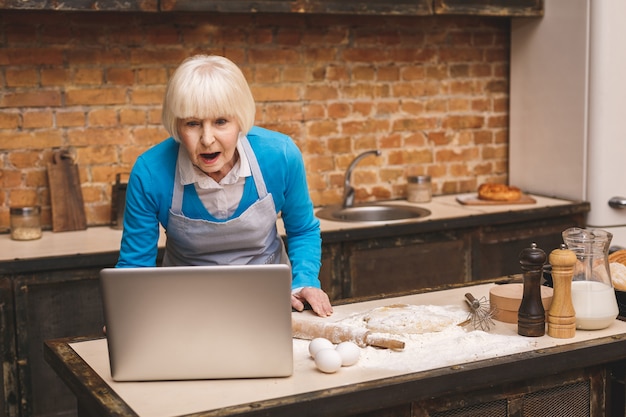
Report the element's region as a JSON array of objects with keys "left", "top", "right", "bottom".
[
  {"left": 10, "top": 206, "right": 42, "bottom": 241},
  {"left": 407, "top": 175, "right": 432, "bottom": 203}
]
